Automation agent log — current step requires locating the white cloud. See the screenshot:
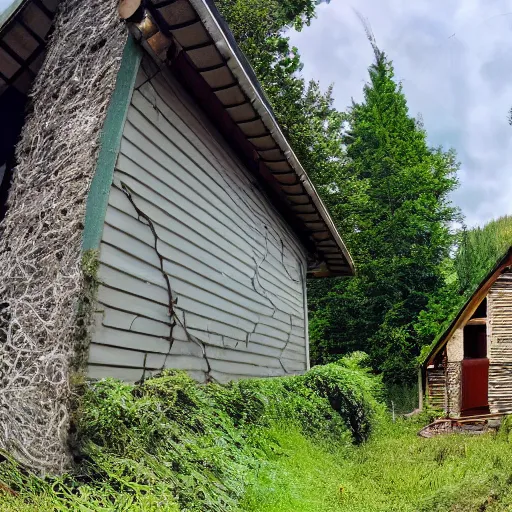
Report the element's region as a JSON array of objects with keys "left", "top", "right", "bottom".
[{"left": 289, "top": 0, "right": 512, "bottom": 227}]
